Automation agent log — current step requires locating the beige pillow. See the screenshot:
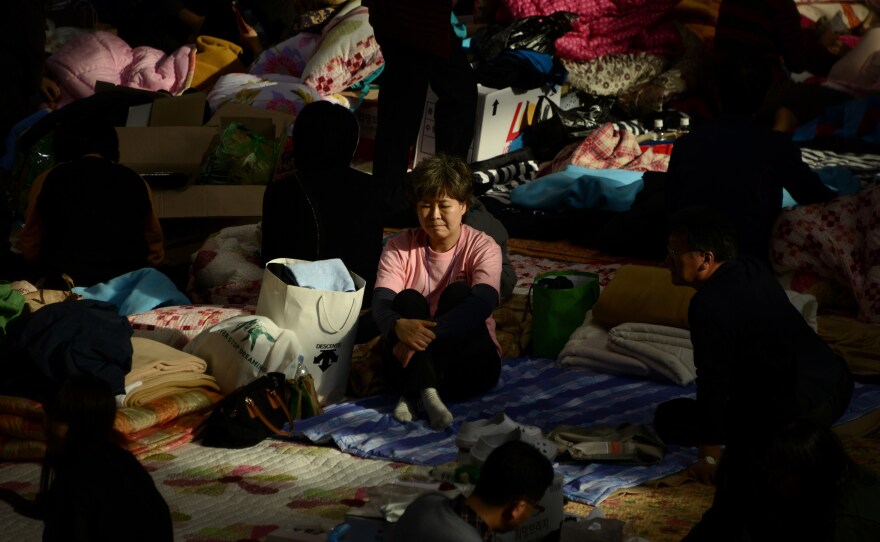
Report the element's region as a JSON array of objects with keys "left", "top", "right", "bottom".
[{"left": 592, "top": 265, "right": 694, "bottom": 329}]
